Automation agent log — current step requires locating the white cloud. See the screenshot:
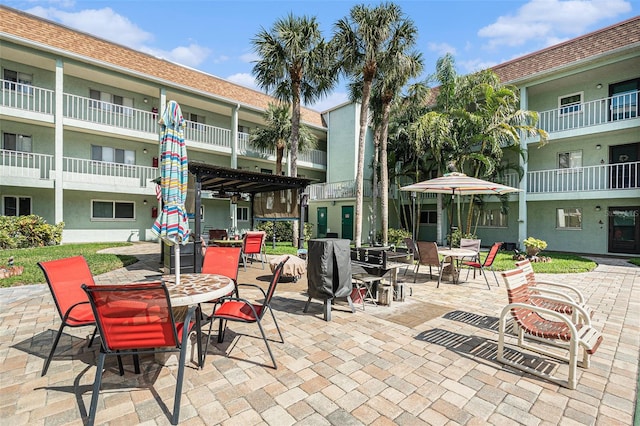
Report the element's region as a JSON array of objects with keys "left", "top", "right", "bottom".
[
  {"left": 459, "top": 58, "right": 499, "bottom": 73},
  {"left": 427, "top": 42, "right": 457, "bottom": 56},
  {"left": 478, "top": 0, "right": 632, "bottom": 49},
  {"left": 227, "top": 73, "right": 258, "bottom": 89},
  {"left": 25, "top": 6, "right": 211, "bottom": 68},
  {"left": 240, "top": 52, "right": 260, "bottom": 63}
]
